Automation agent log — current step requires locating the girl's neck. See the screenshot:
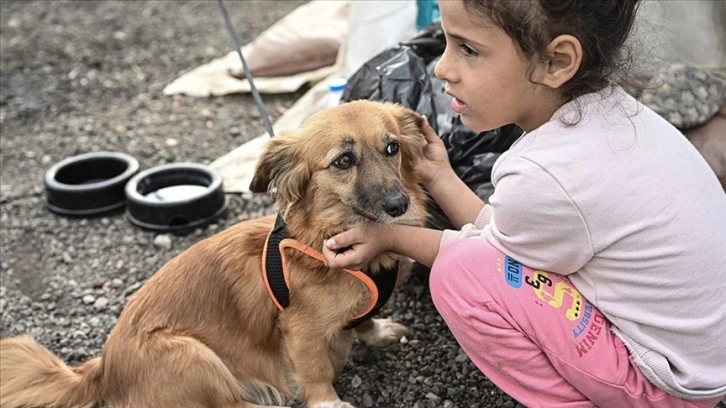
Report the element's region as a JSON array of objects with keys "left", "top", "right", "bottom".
[{"left": 518, "top": 90, "right": 566, "bottom": 132}]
